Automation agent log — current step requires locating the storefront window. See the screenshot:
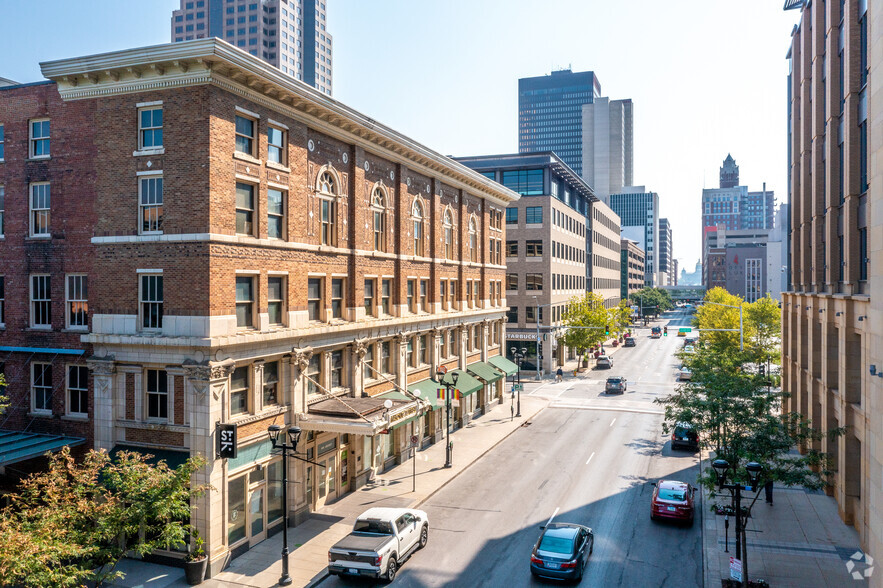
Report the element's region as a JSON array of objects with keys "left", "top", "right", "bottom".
[
  {"left": 267, "top": 461, "right": 283, "bottom": 524},
  {"left": 228, "top": 477, "right": 247, "bottom": 545}
]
